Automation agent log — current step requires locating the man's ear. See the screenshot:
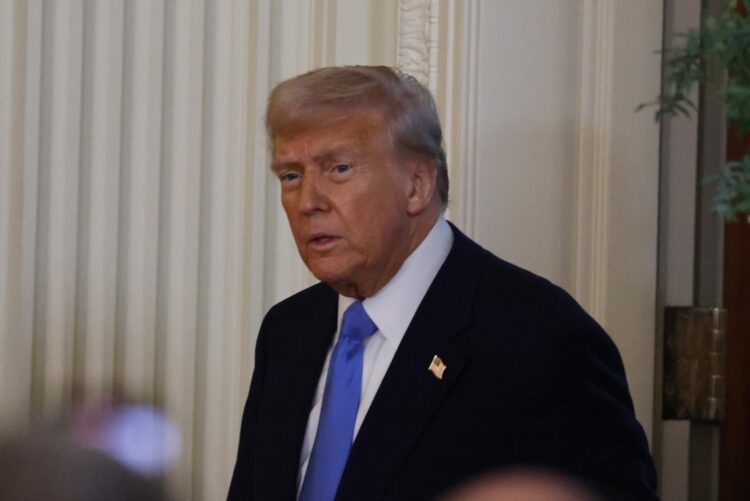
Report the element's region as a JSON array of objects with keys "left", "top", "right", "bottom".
[{"left": 405, "top": 157, "right": 438, "bottom": 216}]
